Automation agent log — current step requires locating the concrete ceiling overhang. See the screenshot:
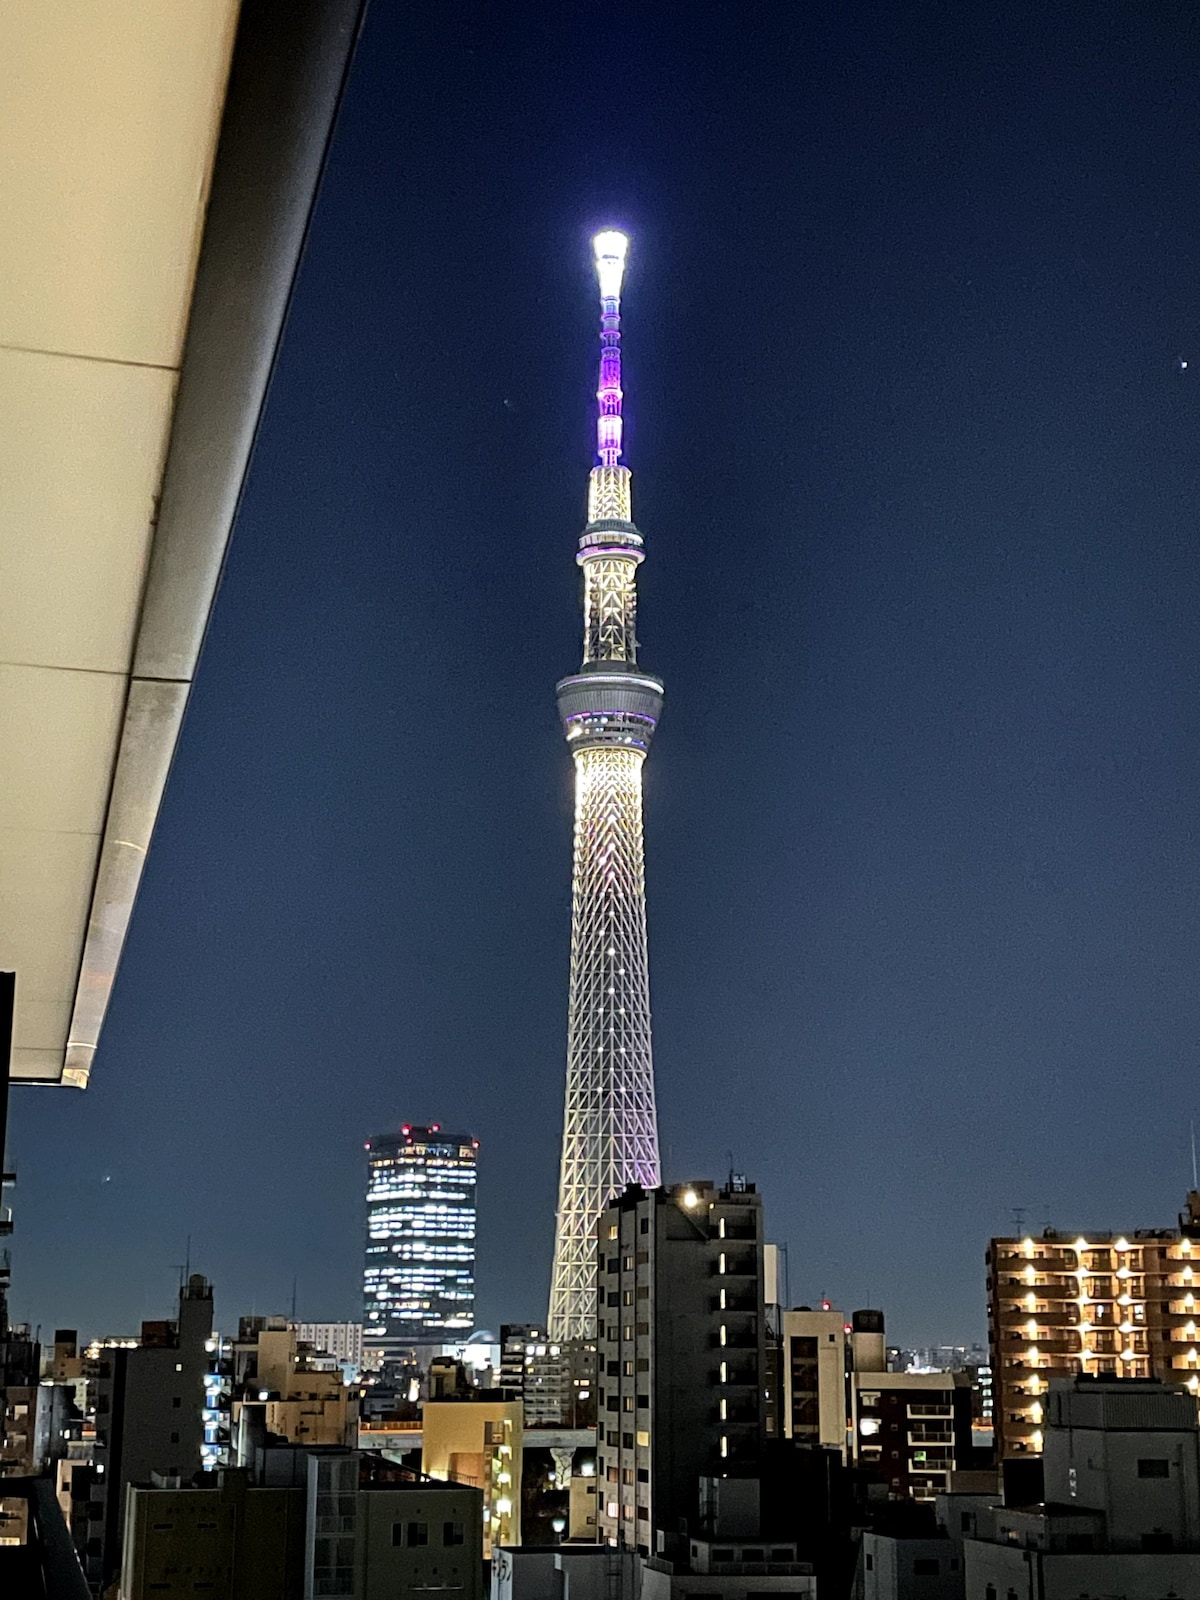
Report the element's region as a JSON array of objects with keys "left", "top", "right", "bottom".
[{"left": 0, "top": 0, "right": 368, "bottom": 1086}]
